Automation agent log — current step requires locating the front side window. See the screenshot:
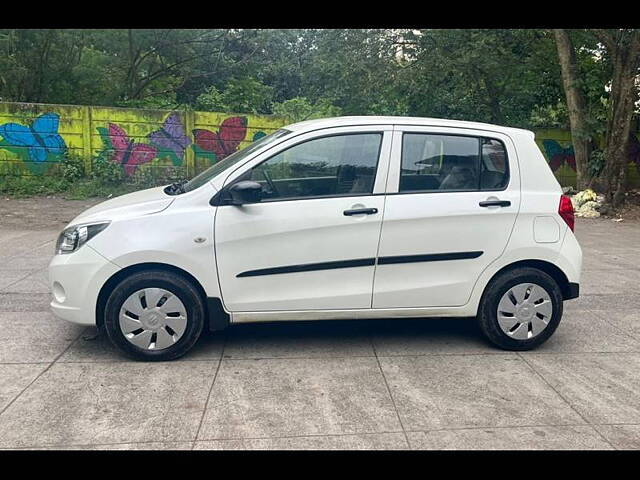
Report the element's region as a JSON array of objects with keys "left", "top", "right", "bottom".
[
  {"left": 183, "top": 128, "right": 291, "bottom": 193},
  {"left": 399, "top": 133, "right": 508, "bottom": 192},
  {"left": 239, "top": 133, "right": 382, "bottom": 201}
]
